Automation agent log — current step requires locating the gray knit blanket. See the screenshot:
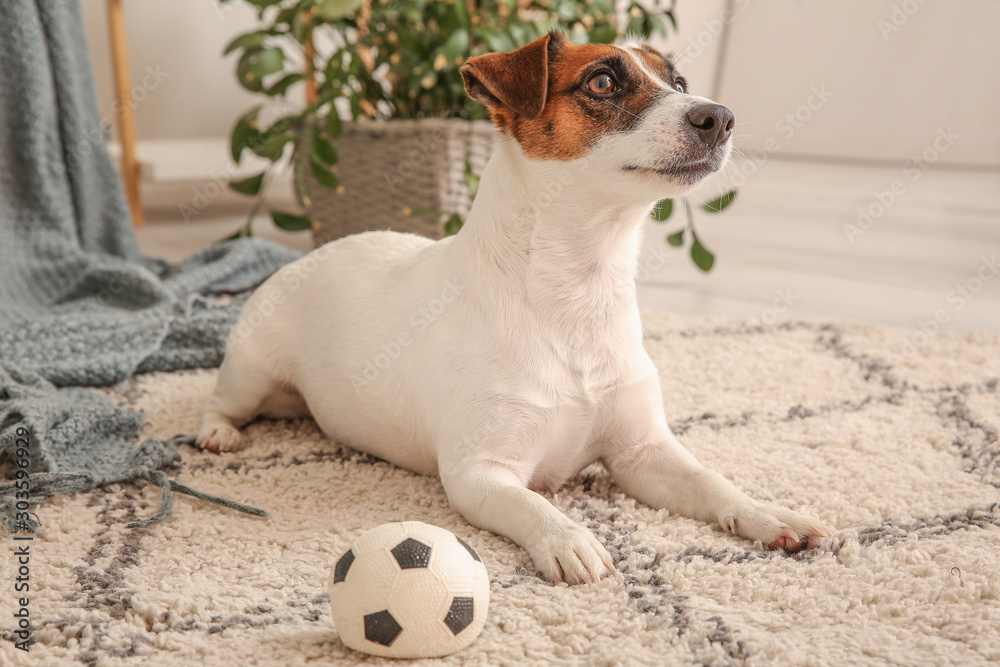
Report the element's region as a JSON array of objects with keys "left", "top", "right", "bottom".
[{"left": 0, "top": 1, "right": 302, "bottom": 532}]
